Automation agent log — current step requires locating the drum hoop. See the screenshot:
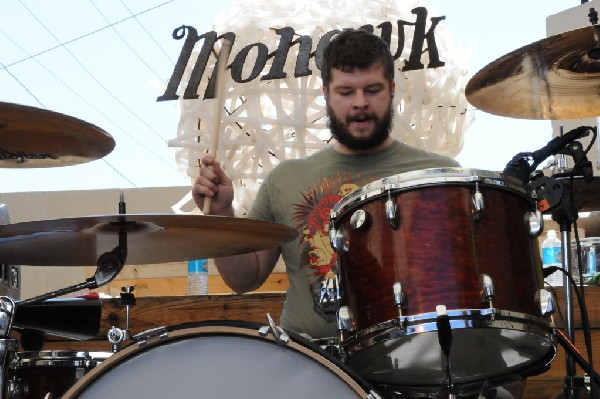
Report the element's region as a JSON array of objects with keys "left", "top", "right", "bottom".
[
  {"left": 13, "top": 350, "right": 111, "bottom": 368},
  {"left": 62, "top": 321, "right": 373, "bottom": 399},
  {"left": 342, "top": 308, "right": 555, "bottom": 356},
  {"left": 330, "top": 167, "right": 527, "bottom": 219}
]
